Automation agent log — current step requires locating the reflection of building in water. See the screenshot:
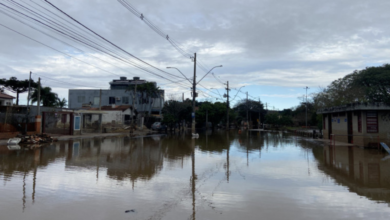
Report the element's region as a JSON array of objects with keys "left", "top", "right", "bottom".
[
  {"left": 319, "top": 145, "right": 390, "bottom": 203},
  {"left": 65, "top": 137, "right": 164, "bottom": 182}
]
